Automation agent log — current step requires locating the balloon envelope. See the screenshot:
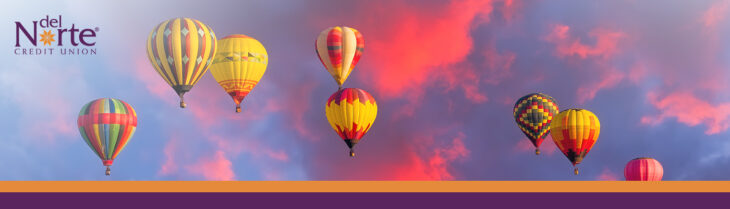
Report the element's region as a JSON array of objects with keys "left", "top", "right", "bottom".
[
  {"left": 624, "top": 157, "right": 663, "bottom": 181},
  {"left": 77, "top": 98, "right": 137, "bottom": 175},
  {"left": 209, "top": 34, "right": 268, "bottom": 112},
  {"left": 146, "top": 17, "right": 217, "bottom": 108},
  {"left": 550, "top": 109, "right": 600, "bottom": 170},
  {"left": 315, "top": 26, "right": 364, "bottom": 88},
  {"left": 513, "top": 93, "right": 559, "bottom": 154},
  {"left": 325, "top": 88, "right": 377, "bottom": 156}
]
